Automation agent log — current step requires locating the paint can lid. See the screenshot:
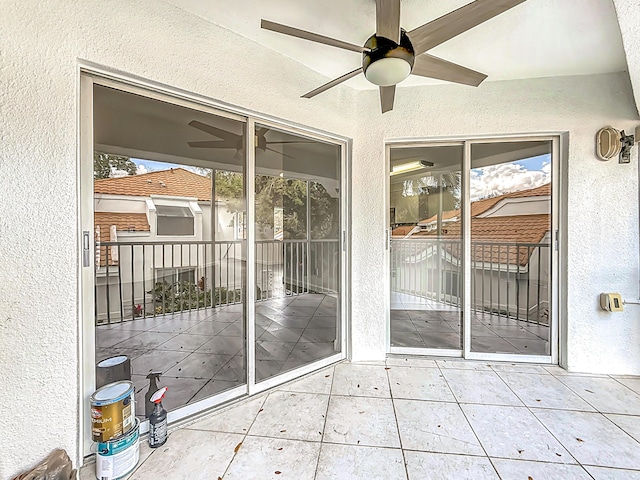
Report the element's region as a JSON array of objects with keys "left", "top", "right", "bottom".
[
  {"left": 97, "top": 355, "right": 129, "bottom": 368},
  {"left": 91, "top": 381, "right": 134, "bottom": 405}
]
